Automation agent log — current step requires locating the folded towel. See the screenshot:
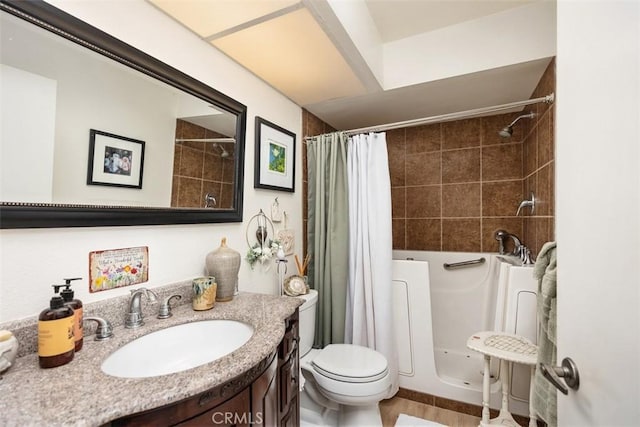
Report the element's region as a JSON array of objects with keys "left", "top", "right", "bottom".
[{"left": 532, "top": 241, "right": 557, "bottom": 426}]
